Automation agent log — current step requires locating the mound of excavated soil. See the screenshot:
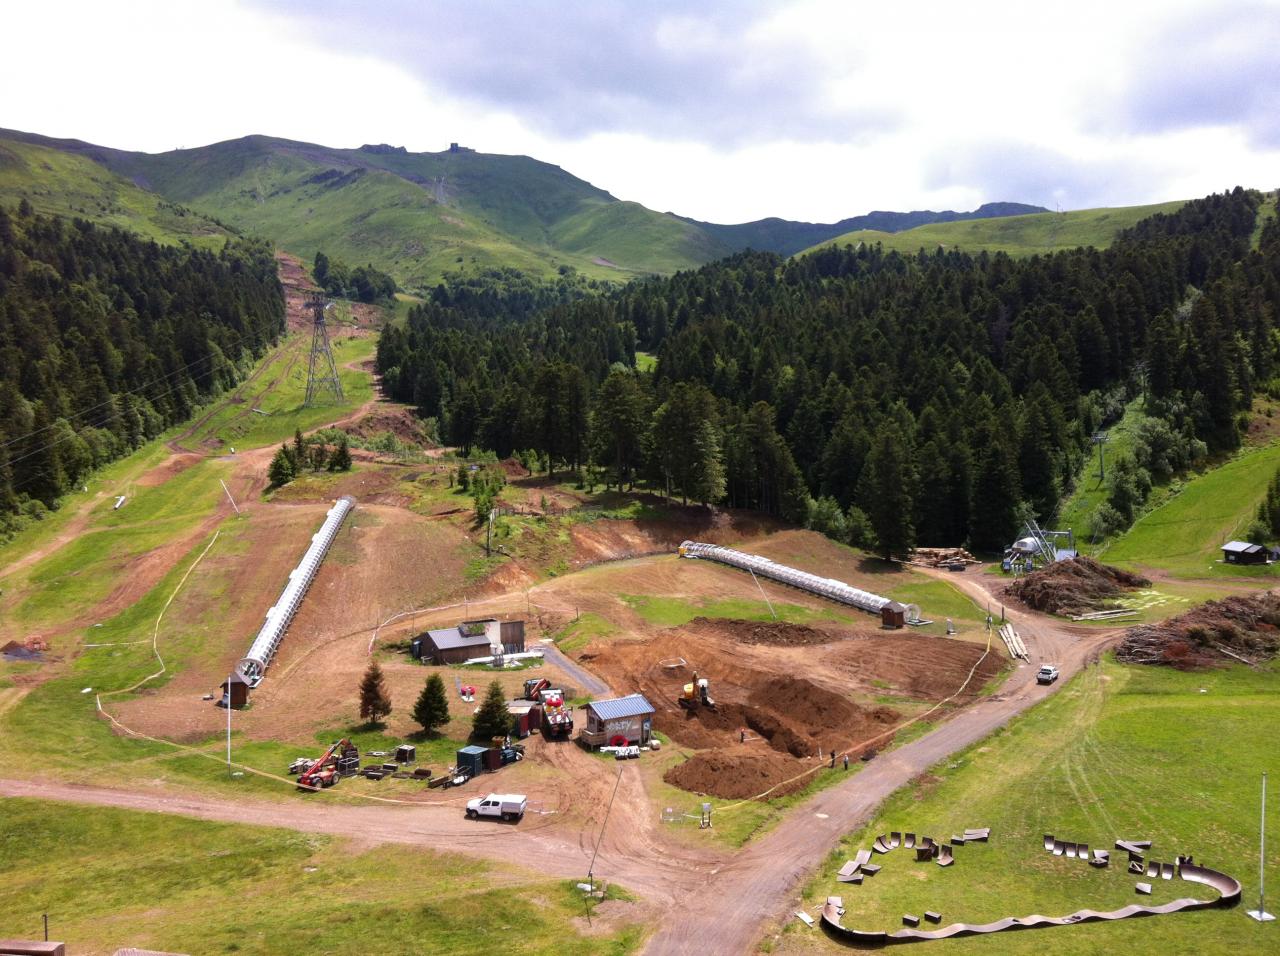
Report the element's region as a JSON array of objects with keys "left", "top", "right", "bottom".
[
  {"left": 683, "top": 616, "right": 833, "bottom": 647},
  {"left": 1118, "top": 592, "right": 1280, "bottom": 669},
  {"left": 342, "top": 406, "right": 435, "bottom": 448},
  {"left": 1004, "top": 556, "right": 1150, "bottom": 615},
  {"left": 666, "top": 750, "right": 813, "bottom": 800}
]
